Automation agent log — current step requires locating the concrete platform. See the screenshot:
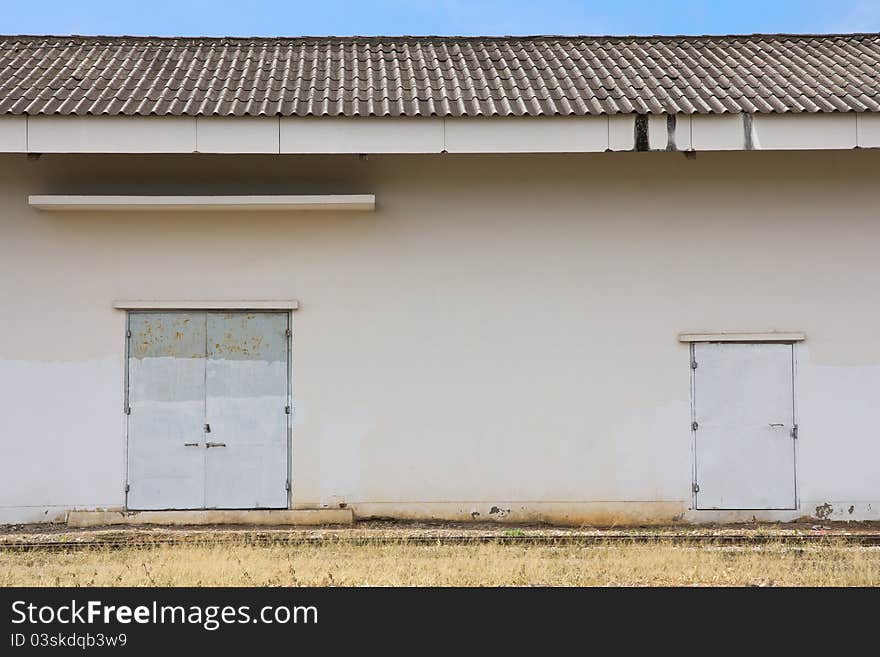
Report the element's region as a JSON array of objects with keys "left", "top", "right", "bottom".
[{"left": 66, "top": 509, "right": 353, "bottom": 528}]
